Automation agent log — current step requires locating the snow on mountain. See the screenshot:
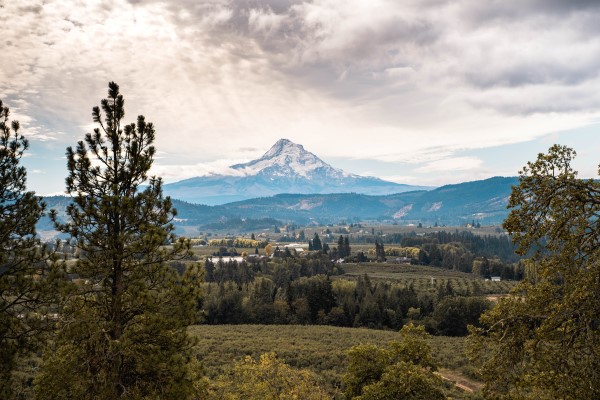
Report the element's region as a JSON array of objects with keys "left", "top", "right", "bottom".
[
  {"left": 162, "top": 139, "right": 431, "bottom": 205},
  {"left": 230, "top": 138, "right": 353, "bottom": 180}
]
